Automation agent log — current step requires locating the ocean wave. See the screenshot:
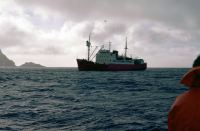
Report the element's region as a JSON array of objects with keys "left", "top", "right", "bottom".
[{"left": 0, "top": 68, "right": 188, "bottom": 130}]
